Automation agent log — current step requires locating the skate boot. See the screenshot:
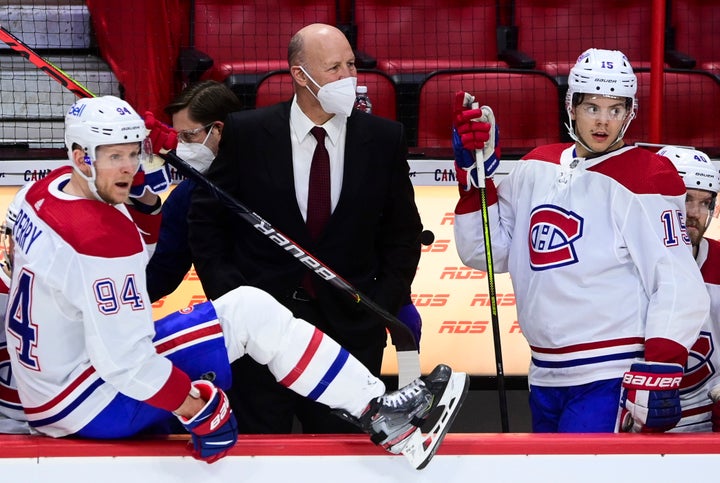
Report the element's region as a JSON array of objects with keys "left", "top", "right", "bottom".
[{"left": 359, "top": 364, "right": 469, "bottom": 470}]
